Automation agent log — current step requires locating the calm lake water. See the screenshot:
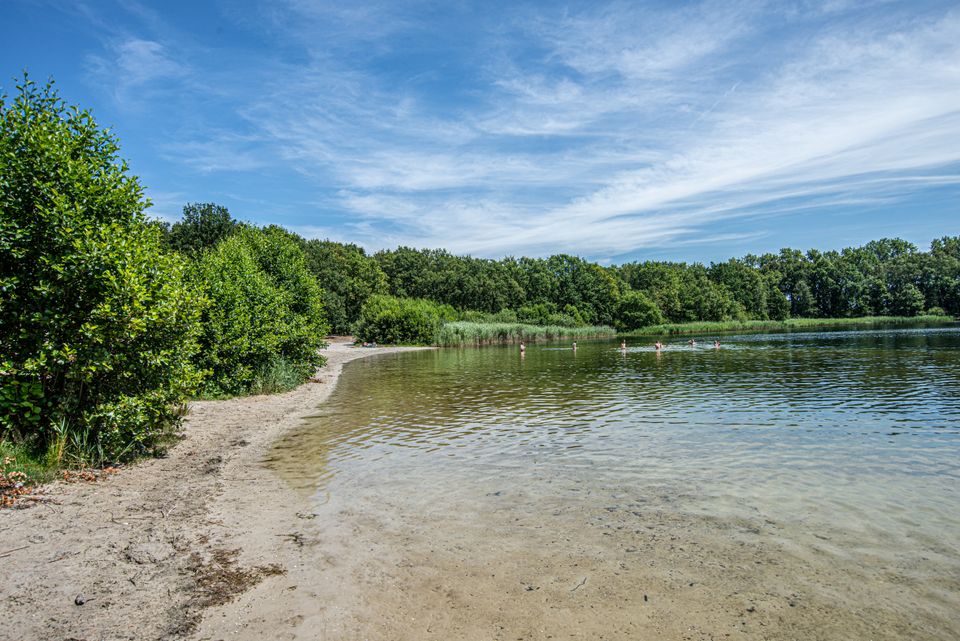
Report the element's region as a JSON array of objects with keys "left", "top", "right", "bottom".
[{"left": 270, "top": 326, "right": 960, "bottom": 640}]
